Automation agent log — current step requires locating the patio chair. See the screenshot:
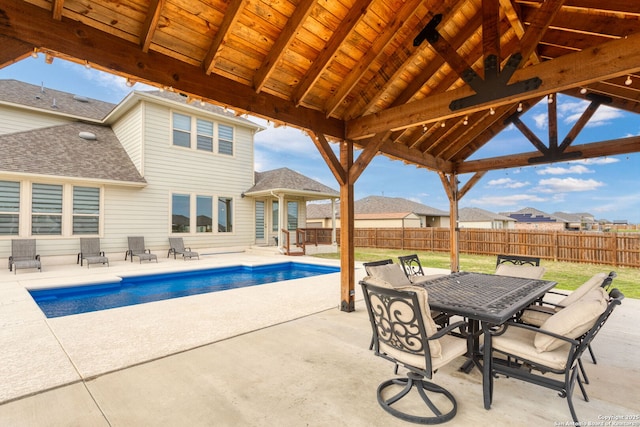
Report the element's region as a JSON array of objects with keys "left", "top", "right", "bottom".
[
  {"left": 361, "top": 280, "right": 468, "bottom": 424},
  {"left": 362, "top": 258, "right": 393, "bottom": 276},
  {"left": 77, "top": 237, "right": 109, "bottom": 268},
  {"left": 519, "top": 271, "right": 617, "bottom": 368},
  {"left": 125, "top": 236, "right": 158, "bottom": 263},
  {"left": 398, "top": 254, "right": 447, "bottom": 284},
  {"left": 168, "top": 237, "right": 199, "bottom": 260},
  {"left": 8, "top": 239, "right": 41, "bottom": 274},
  {"left": 483, "top": 287, "right": 624, "bottom": 424}
]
